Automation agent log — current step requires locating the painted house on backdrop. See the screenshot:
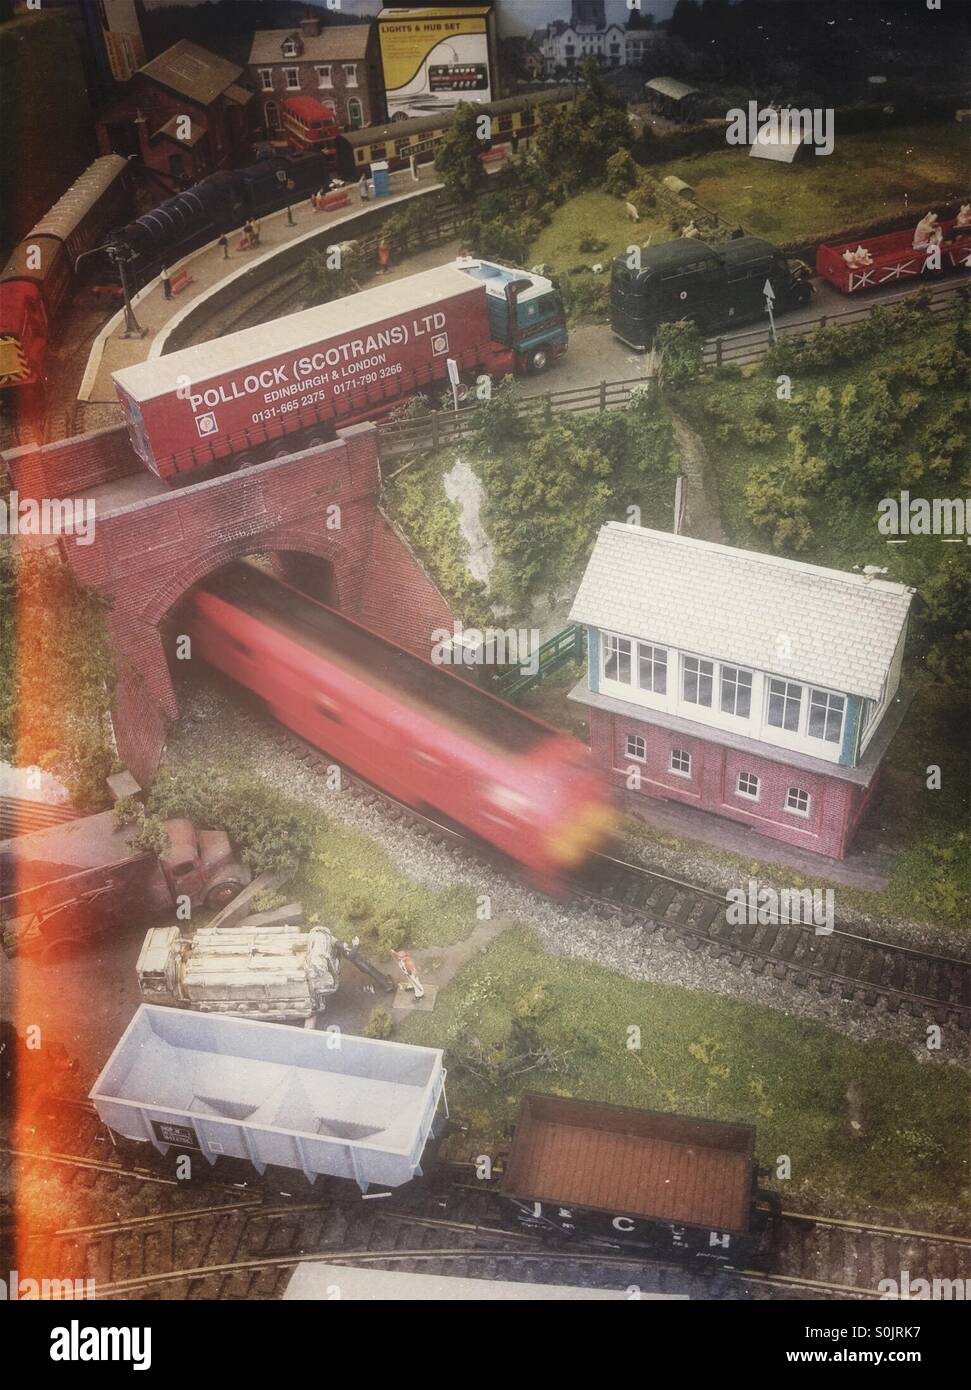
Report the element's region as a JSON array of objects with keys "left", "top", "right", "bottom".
[
  {"left": 96, "top": 39, "right": 254, "bottom": 183},
  {"left": 248, "top": 16, "right": 384, "bottom": 134},
  {"left": 569, "top": 526, "right": 913, "bottom": 860}
]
